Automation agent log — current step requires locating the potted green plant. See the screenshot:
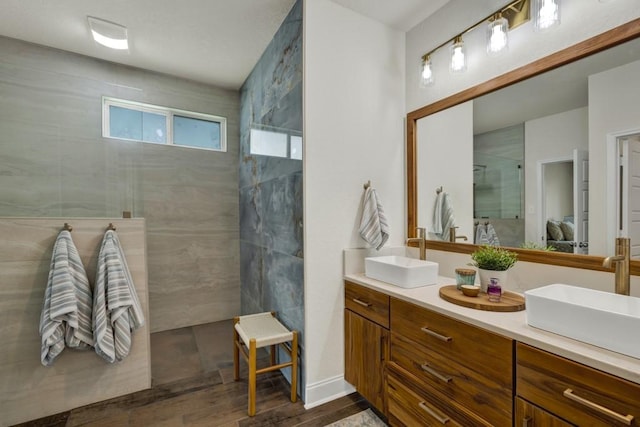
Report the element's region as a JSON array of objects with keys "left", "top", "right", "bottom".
[{"left": 469, "top": 245, "right": 518, "bottom": 292}]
